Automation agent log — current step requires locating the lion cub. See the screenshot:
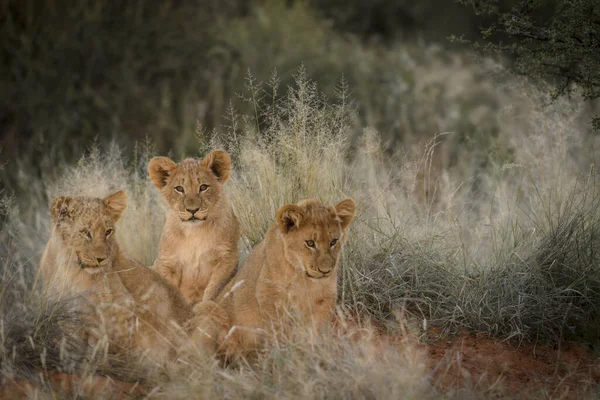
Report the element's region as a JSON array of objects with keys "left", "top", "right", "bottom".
[
  {"left": 39, "top": 191, "right": 194, "bottom": 360},
  {"left": 207, "top": 198, "right": 355, "bottom": 358},
  {"left": 148, "top": 151, "right": 239, "bottom": 305}
]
